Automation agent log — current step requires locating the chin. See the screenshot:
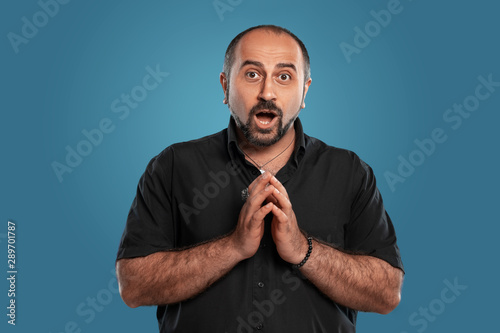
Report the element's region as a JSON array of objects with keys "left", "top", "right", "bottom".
[{"left": 247, "top": 131, "right": 281, "bottom": 147}]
